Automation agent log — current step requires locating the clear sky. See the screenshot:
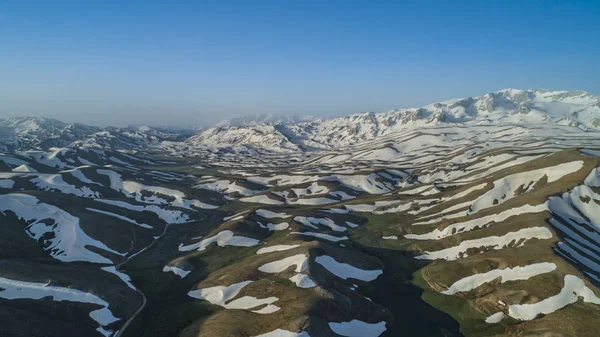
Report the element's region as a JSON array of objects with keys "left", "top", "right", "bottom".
[{"left": 1, "top": 0, "right": 599, "bottom": 127}]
